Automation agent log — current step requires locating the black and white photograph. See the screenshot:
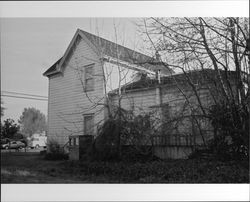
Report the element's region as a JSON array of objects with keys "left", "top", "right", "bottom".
[{"left": 1, "top": 1, "right": 249, "bottom": 201}]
